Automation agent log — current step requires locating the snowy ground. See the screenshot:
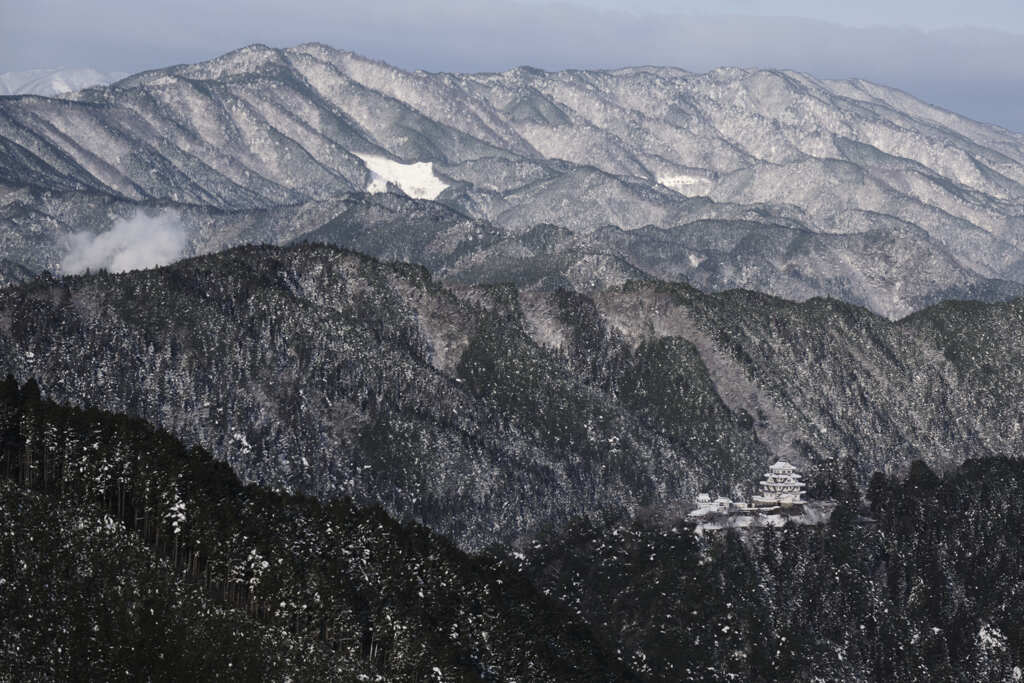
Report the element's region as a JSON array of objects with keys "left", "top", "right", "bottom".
[
  {"left": 692, "top": 501, "right": 837, "bottom": 533},
  {"left": 656, "top": 174, "right": 711, "bottom": 197},
  {"left": 354, "top": 153, "right": 449, "bottom": 200}
]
